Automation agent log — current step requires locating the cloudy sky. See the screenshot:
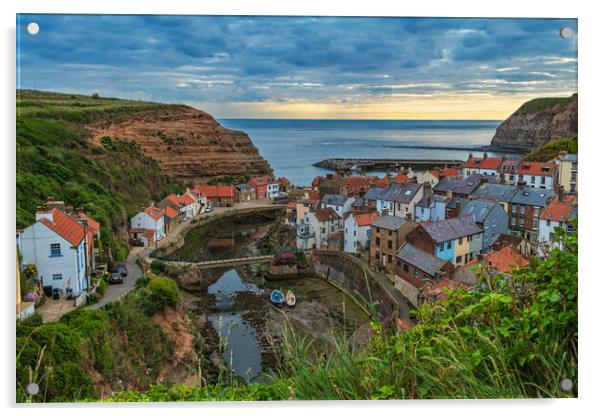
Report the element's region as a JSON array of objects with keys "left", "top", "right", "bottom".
[{"left": 17, "top": 15, "right": 577, "bottom": 119}]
